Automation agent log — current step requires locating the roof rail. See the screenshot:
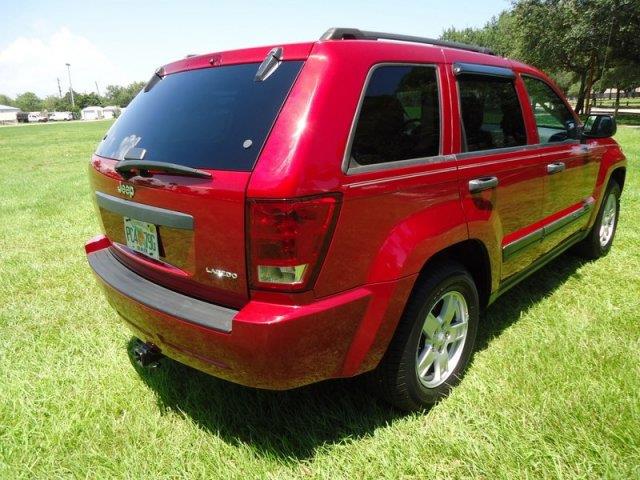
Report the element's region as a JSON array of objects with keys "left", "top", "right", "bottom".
[{"left": 320, "top": 28, "right": 495, "bottom": 56}]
